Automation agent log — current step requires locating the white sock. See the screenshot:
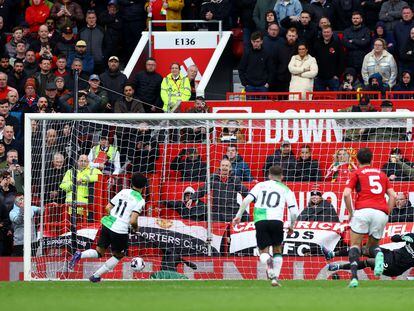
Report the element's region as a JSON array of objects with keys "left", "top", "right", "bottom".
[
  {"left": 81, "top": 249, "right": 99, "bottom": 259},
  {"left": 259, "top": 253, "right": 271, "bottom": 264},
  {"left": 93, "top": 256, "right": 119, "bottom": 278},
  {"left": 273, "top": 254, "right": 283, "bottom": 278}
]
